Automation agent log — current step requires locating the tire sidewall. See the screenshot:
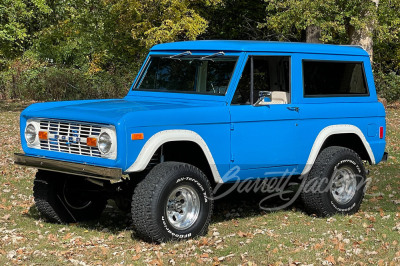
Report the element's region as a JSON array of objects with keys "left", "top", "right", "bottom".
[
  {"left": 58, "top": 176, "right": 106, "bottom": 221},
  {"left": 323, "top": 153, "right": 366, "bottom": 214},
  {"left": 154, "top": 170, "right": 212, "bottom": 240},
  {"left": 34, "top": 171, "right": 106, "bottom": 223}
]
